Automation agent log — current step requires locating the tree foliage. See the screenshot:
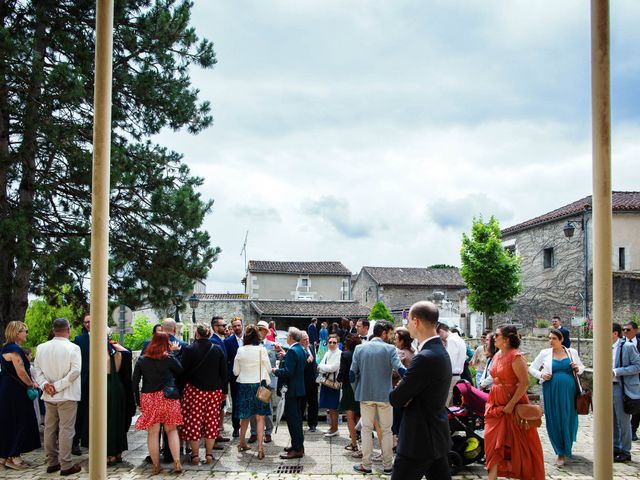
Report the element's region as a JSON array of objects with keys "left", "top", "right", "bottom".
[
  {"left": 460, "top": 216, "right": 522, "bottom": 329},
  {"left": 0, "top": 0, "right": 220, "bottom": 338},
  {"left": 24, "top": 288, "right": 82, "bottom": 349},
  {"left": 110, "top": 314, "right": 153, "bottom": 351},
  {"left": 368, "top": 300, "right": 395, "bottom": 323}
]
